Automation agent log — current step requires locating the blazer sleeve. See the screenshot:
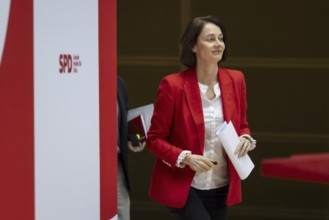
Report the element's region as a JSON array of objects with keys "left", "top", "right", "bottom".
[{"left": 146, "top": 77, "right": 183, "bottom": 168}]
